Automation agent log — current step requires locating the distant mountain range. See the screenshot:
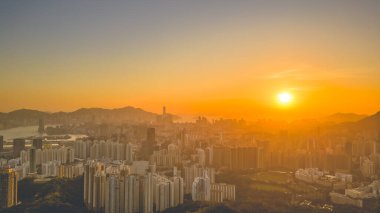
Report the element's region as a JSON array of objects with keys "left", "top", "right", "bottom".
[
  {"left": 323, "top": 112, "right": 368, "bottom": 124},
  {"left": 0, "top": 106, "right": 171, "bottom": 129},
  {"left": 337, "top": 111, "right": 380, "bottom": 133},
  {"left": 0, "top": 107, "right": 379, "bottom": 134}
]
